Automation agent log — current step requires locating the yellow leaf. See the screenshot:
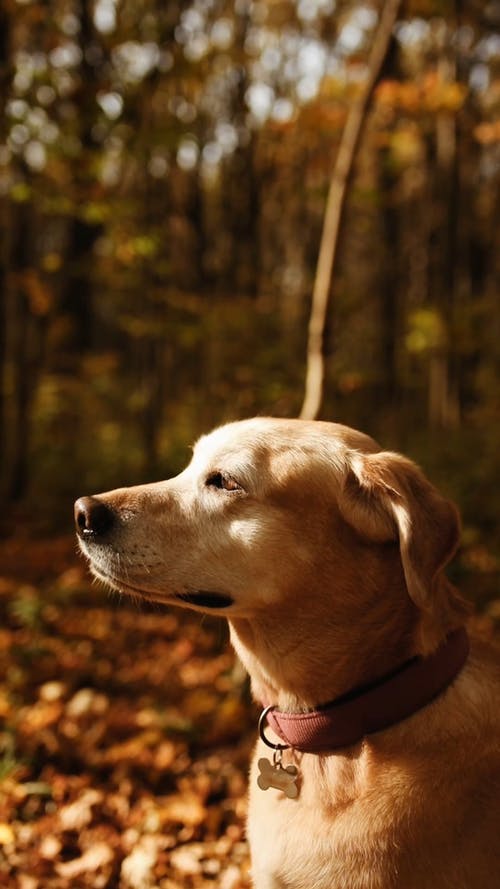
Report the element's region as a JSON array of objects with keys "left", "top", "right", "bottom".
[
  {"left": 21, "top": 270, "right": 53, "bottom": 315},
  {"left": 160, "top": 792, "right": 207, "bottom": 827},
  {"left": 41, "top": 252, "right": 62, "bottom": 272},
  {"left": 474, "top": 122, "right": 500, "bottom": 145},
  {"left": 0, "top": 824, "right": 15, "bottom": 845}
]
